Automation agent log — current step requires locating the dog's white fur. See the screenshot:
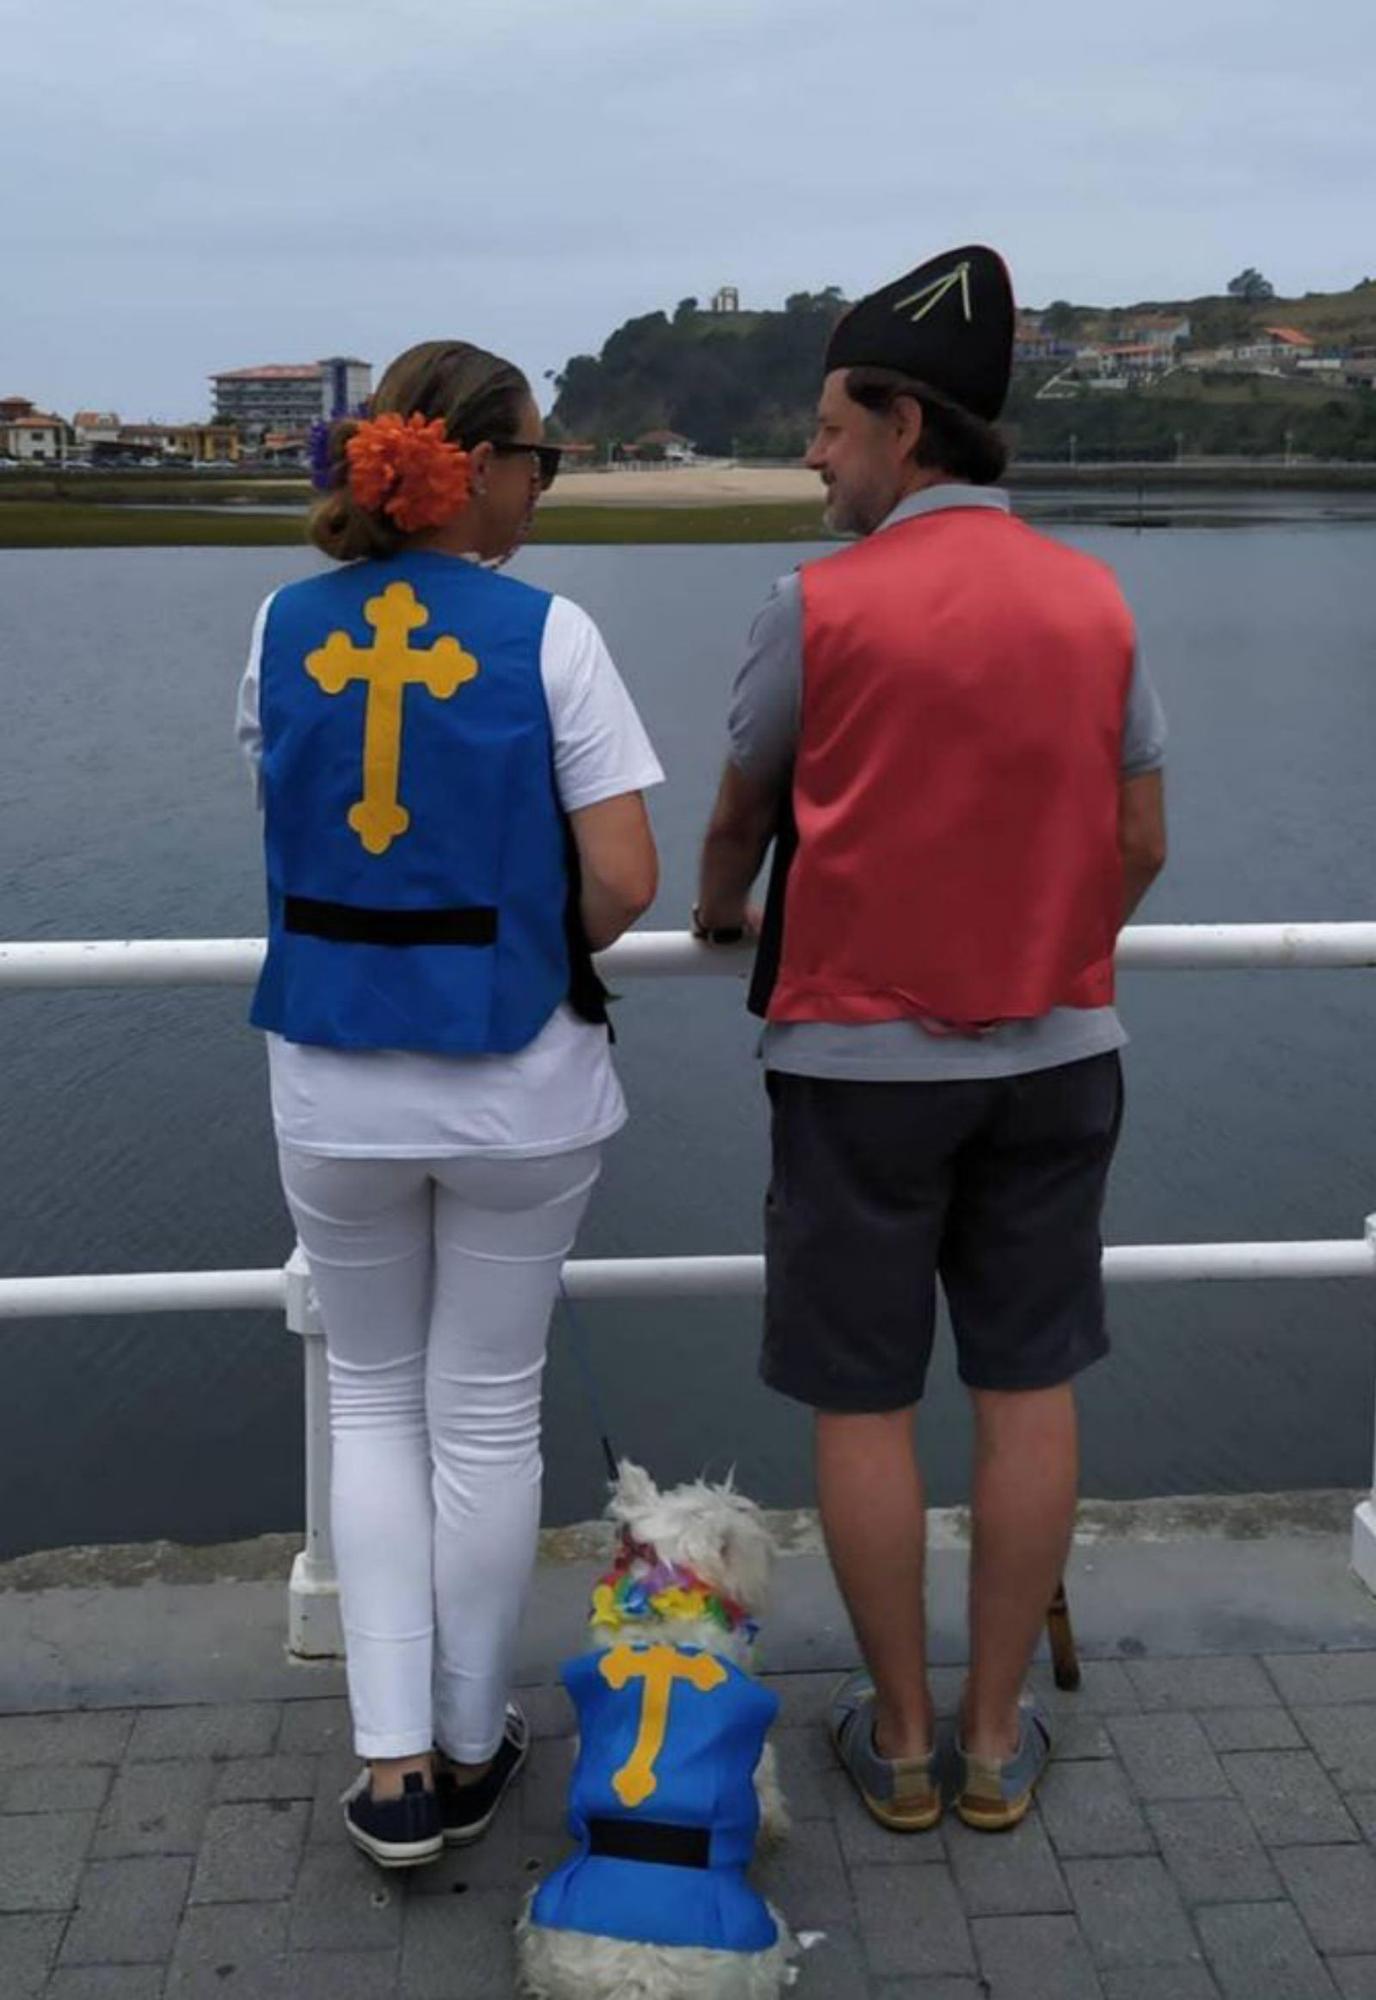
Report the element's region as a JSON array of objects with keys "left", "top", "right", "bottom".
[{"left": 516, "top": 1461, "right": 797, "bottom": 2000}]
